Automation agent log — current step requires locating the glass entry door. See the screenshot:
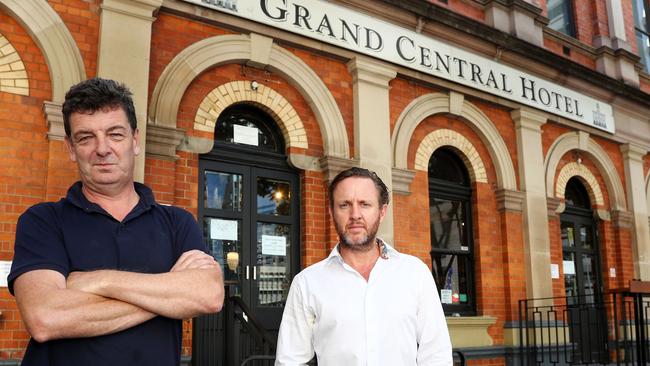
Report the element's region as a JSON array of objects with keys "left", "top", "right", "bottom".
[
  {"left": 200, "top": 160, "right": 299, "bottom": 329},
  {"left": 561, "top": 209, "right": 607, "bottom": 363}
]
